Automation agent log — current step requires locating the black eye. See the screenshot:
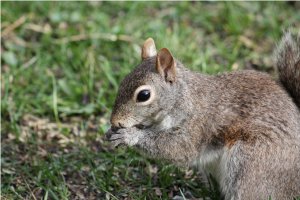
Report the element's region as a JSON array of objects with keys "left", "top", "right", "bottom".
[{"left": 137, "top": 90, "right": 151, "bottom": 102}]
